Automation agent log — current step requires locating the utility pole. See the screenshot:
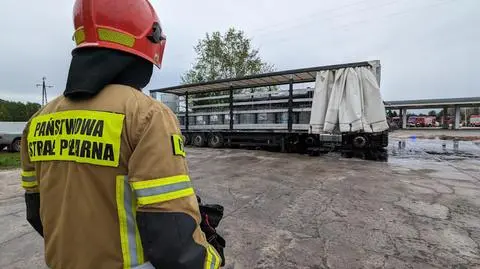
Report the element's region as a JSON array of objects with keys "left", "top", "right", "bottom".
[{"left": 36, "top": 77, "right": 53, "bottom": 106}]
